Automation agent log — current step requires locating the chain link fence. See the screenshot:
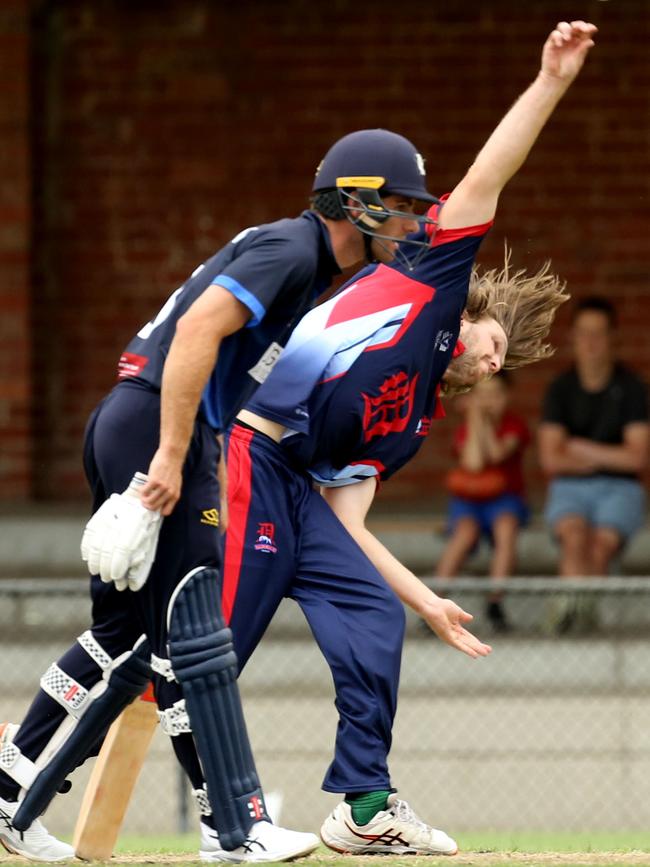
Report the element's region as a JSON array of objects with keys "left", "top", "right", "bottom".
[{"left": 2, "top": 577, "right": 650, "bottom": 840}]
